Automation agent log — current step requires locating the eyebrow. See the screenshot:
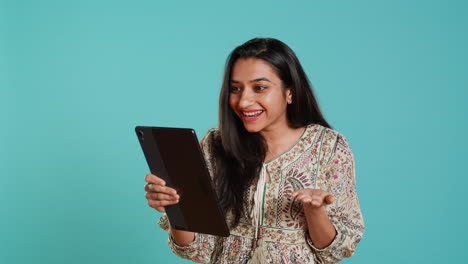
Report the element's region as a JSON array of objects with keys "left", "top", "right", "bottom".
[{"left": 230, "top": 77, "right": 271, "bottom": 83}]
